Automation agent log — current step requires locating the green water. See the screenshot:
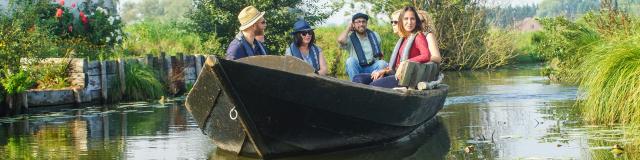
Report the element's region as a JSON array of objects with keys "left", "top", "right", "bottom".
[{"left": 0, "top": 65, "right": 633, "bottom": 159}]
